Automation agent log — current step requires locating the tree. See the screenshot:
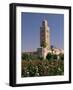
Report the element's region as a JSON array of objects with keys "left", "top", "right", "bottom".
[
  {"left": 22, "top": 53, "right": 29, "bottom": 60},
  {"left": 46, "top": 53, "right": 52, "bottom": 60},
  {"left": 53, "top": 54, "right": 57, "bottom": 59},
  {"left": 38, "top": 56, "right": 44, "bottom": 60},
  {"left": 59, "top": 53, "right": 64, "bottom": 60}
]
